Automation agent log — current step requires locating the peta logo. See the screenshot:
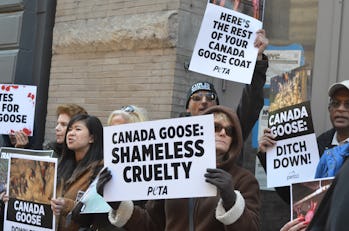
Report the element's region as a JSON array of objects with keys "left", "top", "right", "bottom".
[{"left": 286, "top": 171, "right": 300, "bottom": 181}]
